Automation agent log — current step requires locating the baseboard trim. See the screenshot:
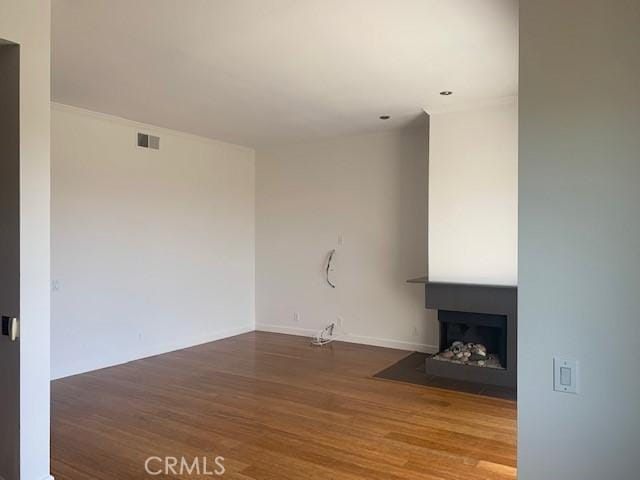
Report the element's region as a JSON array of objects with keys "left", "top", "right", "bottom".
[
  {"left": 52, "top": 324, "right": 255, "bottom": 380},
  {"left": 52, "top": 323, "right": 437, "bottom": 380},
  {"left": 256, "top": 323, "right": 438, "bottom": 354}
]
